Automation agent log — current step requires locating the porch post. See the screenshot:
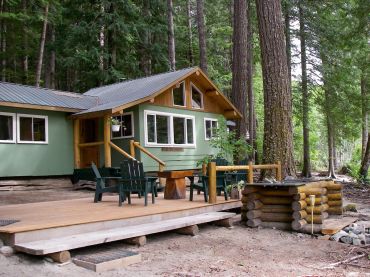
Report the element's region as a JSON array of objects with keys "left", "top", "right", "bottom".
[
  {"left": 208, "top": 162, "right": 217, "bottom": 203},
  {"left": 248, "top": 161, "right": 254, "bottom": 184},
  {"left": 103, "top": 114, "right": 112, "bottom": 167},
  {"left": 73, "top": 119, "right": 81, "bottom": 169}
]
